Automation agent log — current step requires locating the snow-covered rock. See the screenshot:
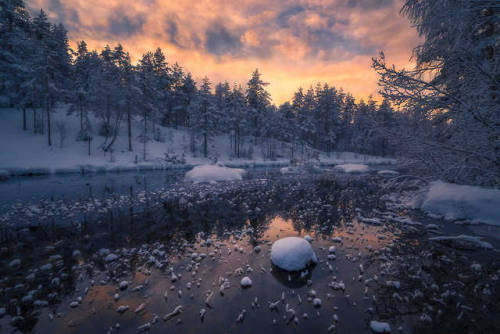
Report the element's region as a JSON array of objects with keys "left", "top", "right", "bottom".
[
  {"left": 377, "top": 170, "right": 399, "bottom": 177},
  {"left": 185, "top": 164, "right": 246, "bottom": 183},
  {"left": 271, "top": 237, "right": 318, "bottom": 271},
  {"left": 240, "top": 277, "right": 252, "bottom": 288},
  {"left": 334, "top": 164, "right": 369, "bottom": 173},
  {"left": 104, "top": 253, "right": 119, "bottom": 262},
  {"left": 9, "top": 259, "right": 21, "bottom": 268},
  {"left": 370, "top": 320, "right": 391, "bottom": 333},
  {"left": 412, "top": 180, "right": 500, "bottom": 226}
]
